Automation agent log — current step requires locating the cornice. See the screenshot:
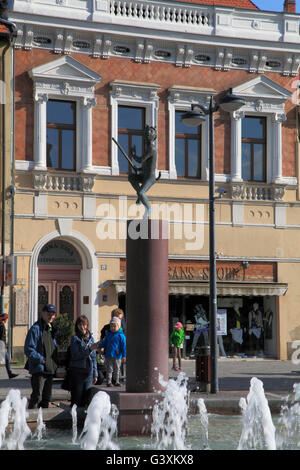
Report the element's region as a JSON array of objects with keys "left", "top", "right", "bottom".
[{"left": 7, "top": 1, "right": 300, "bottom": 76}]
